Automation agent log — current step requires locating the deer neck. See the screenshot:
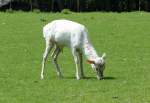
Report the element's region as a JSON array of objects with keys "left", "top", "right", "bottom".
[{"left": 83, "top": 39, "right": 98, "bottom": 60}]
